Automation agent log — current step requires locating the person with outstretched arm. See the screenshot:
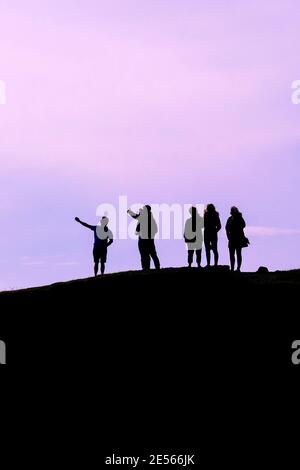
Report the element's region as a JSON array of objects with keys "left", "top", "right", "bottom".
[{"left": 75, "top": 216, "right": 113, "bottom": 276}]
